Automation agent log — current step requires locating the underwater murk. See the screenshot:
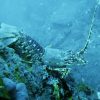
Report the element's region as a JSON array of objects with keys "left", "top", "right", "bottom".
[{"left": 0, "top": 0, "right": 100, "bottom": 100}]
